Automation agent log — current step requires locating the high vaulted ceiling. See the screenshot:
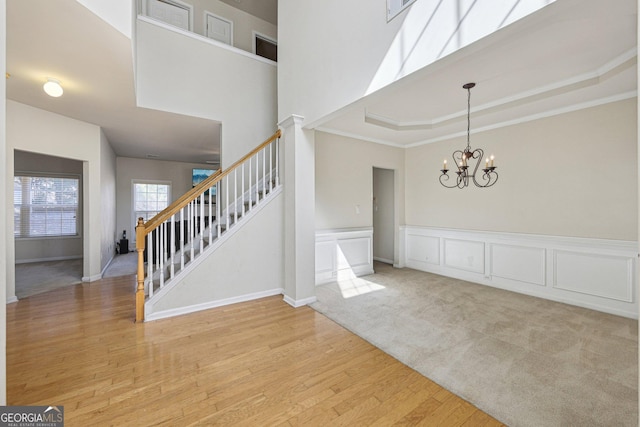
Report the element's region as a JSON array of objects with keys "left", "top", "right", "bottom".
[
  {"left": 4, "top": 0, "right": 636, "bottom": 165},
  {"left": 315, "top": 0, "right": 637, "bottom": 148}
]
